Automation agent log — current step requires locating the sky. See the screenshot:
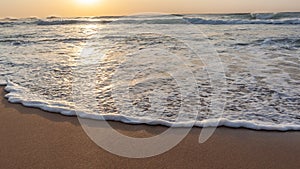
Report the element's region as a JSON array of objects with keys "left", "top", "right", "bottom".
[{"left": 1, "top": 0, "right": 300, "bottom": 18}]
